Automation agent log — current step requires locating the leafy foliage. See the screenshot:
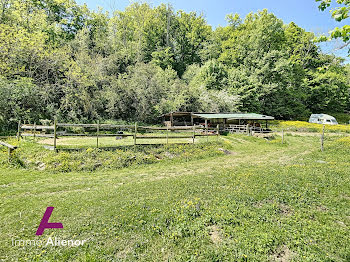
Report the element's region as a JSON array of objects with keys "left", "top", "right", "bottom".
[
  {"left": 0, "top": 1, "right": 349, "bottom": 133},
  {"left": 315, "top": 0, "right": 350, "bottom": 53}
]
